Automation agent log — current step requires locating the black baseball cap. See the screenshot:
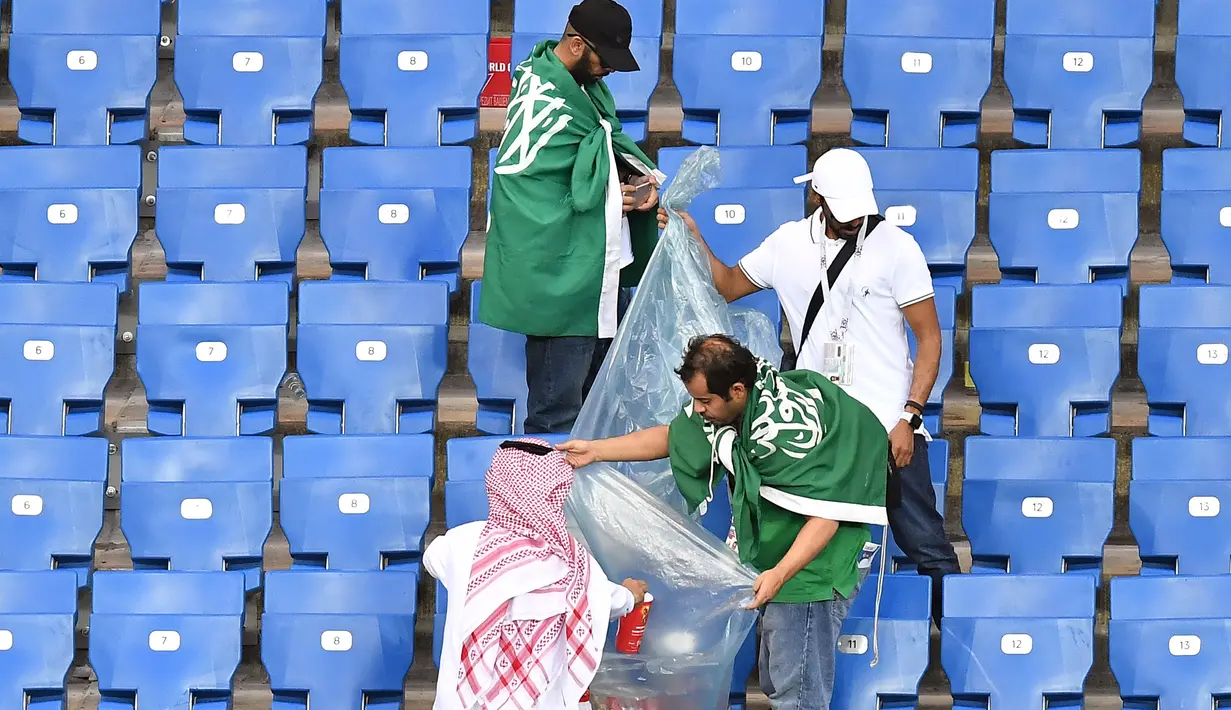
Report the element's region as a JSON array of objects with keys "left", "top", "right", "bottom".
[{"left": 568, "top": 0, "right": 640, "bottom": 73}]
